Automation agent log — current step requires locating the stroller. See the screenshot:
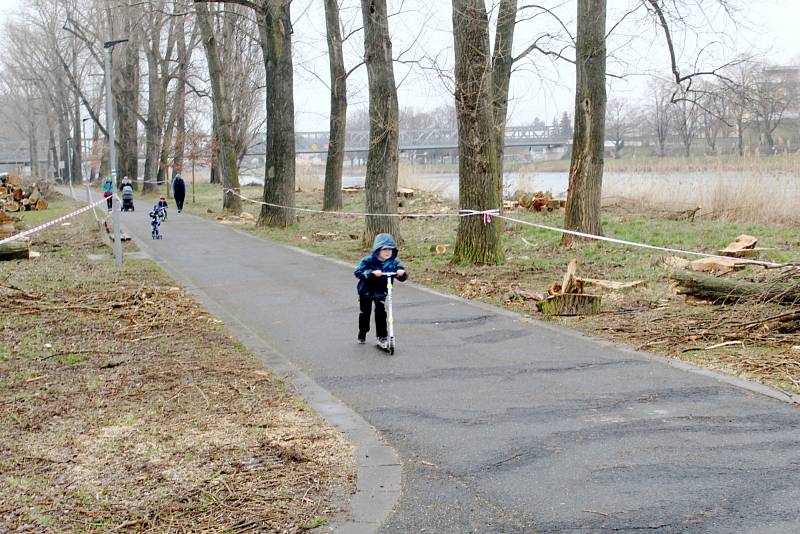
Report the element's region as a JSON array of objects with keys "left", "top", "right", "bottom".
[
  {"left": 121, "top": 185, "right": 135, "bottom": 212},
  {"left": 150, "top": 207, "right": 163, "bottom": 239}
]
